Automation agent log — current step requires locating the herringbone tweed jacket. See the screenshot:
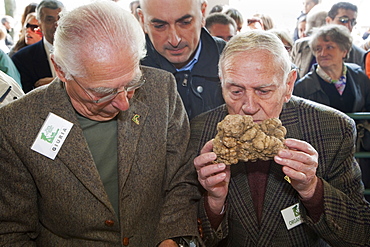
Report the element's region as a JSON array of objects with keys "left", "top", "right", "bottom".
[
  {"left": 0, "top": 66, "right": 201, "bottom": 246},
  {"left": 189, "top": 97, "right": 370, "bottom": 247}
]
